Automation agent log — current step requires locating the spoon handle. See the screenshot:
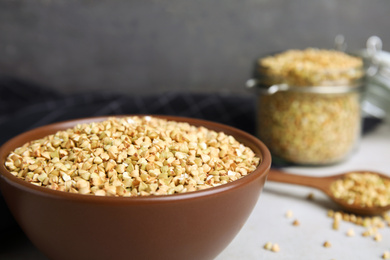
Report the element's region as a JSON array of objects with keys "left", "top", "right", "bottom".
[{"left": 267, "top": 168, "right": 335, "bottom": 193}]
